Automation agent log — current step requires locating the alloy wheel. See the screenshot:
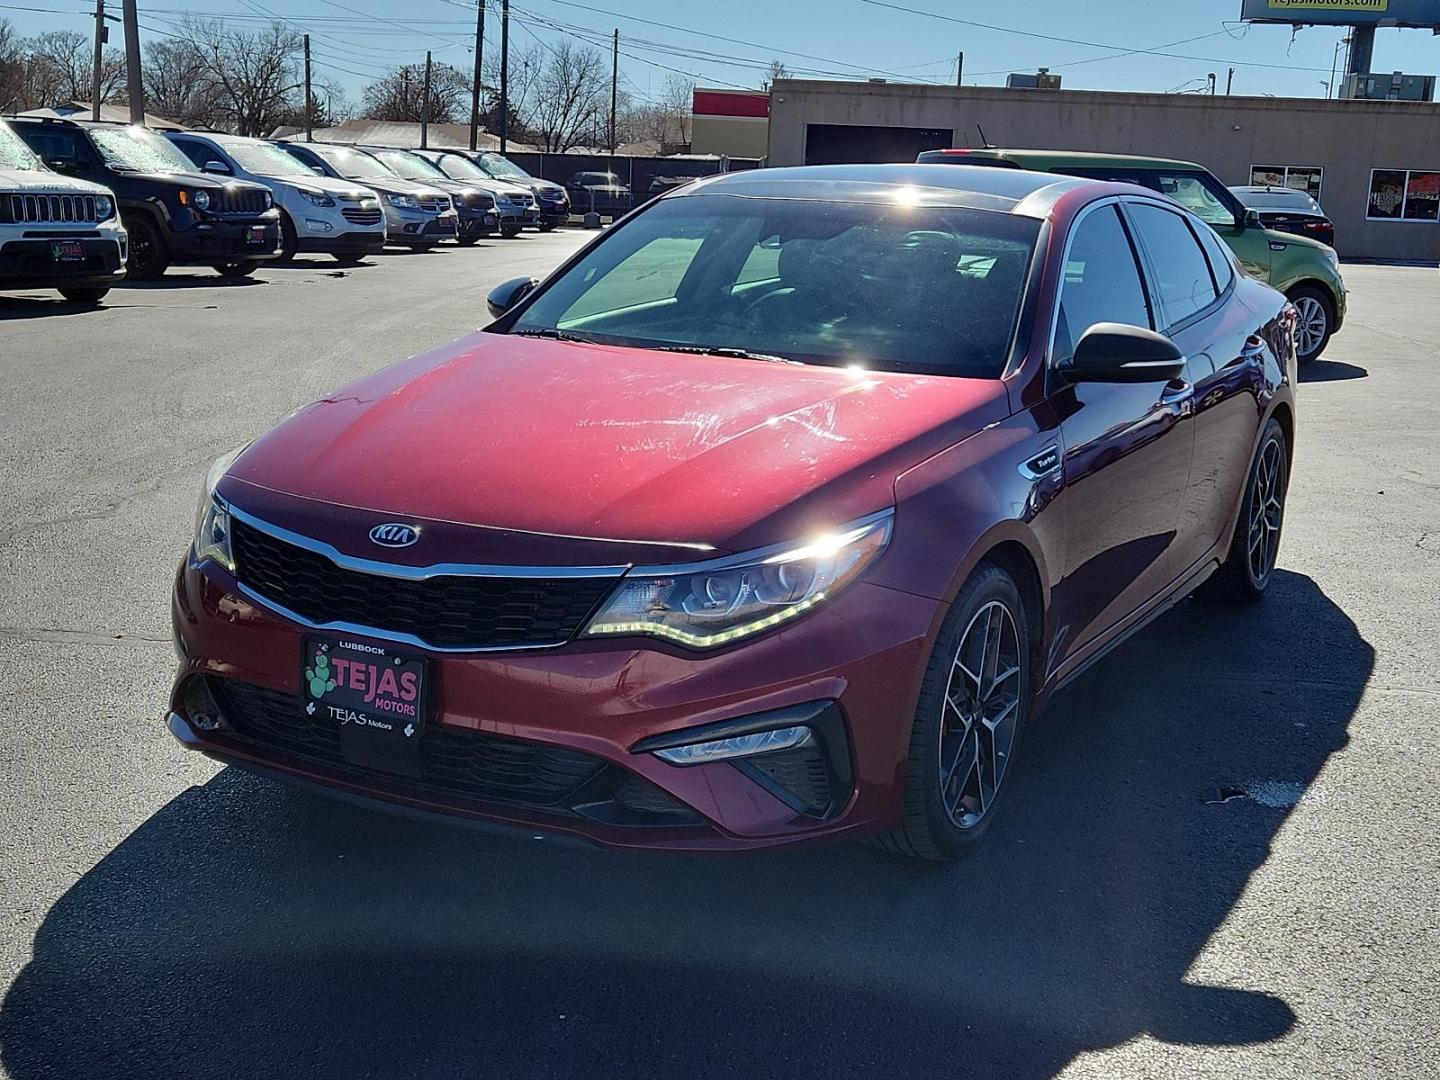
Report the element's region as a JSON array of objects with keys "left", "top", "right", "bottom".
[
  {"left": 1293, "top": 295, "right": 1328, "bottom": 358},
  {"left": 1248, "top": 437, "right": 1285, "bottom": 585},
  {"left": 939, "top": 600, "right": 1022, "bottom": 829}
]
